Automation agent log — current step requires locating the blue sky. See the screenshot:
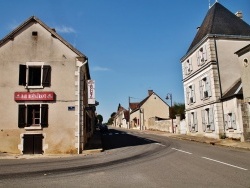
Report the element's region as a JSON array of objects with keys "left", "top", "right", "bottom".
[{"left": 1, "top": 1, "right": 249, "bottom": 122}]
